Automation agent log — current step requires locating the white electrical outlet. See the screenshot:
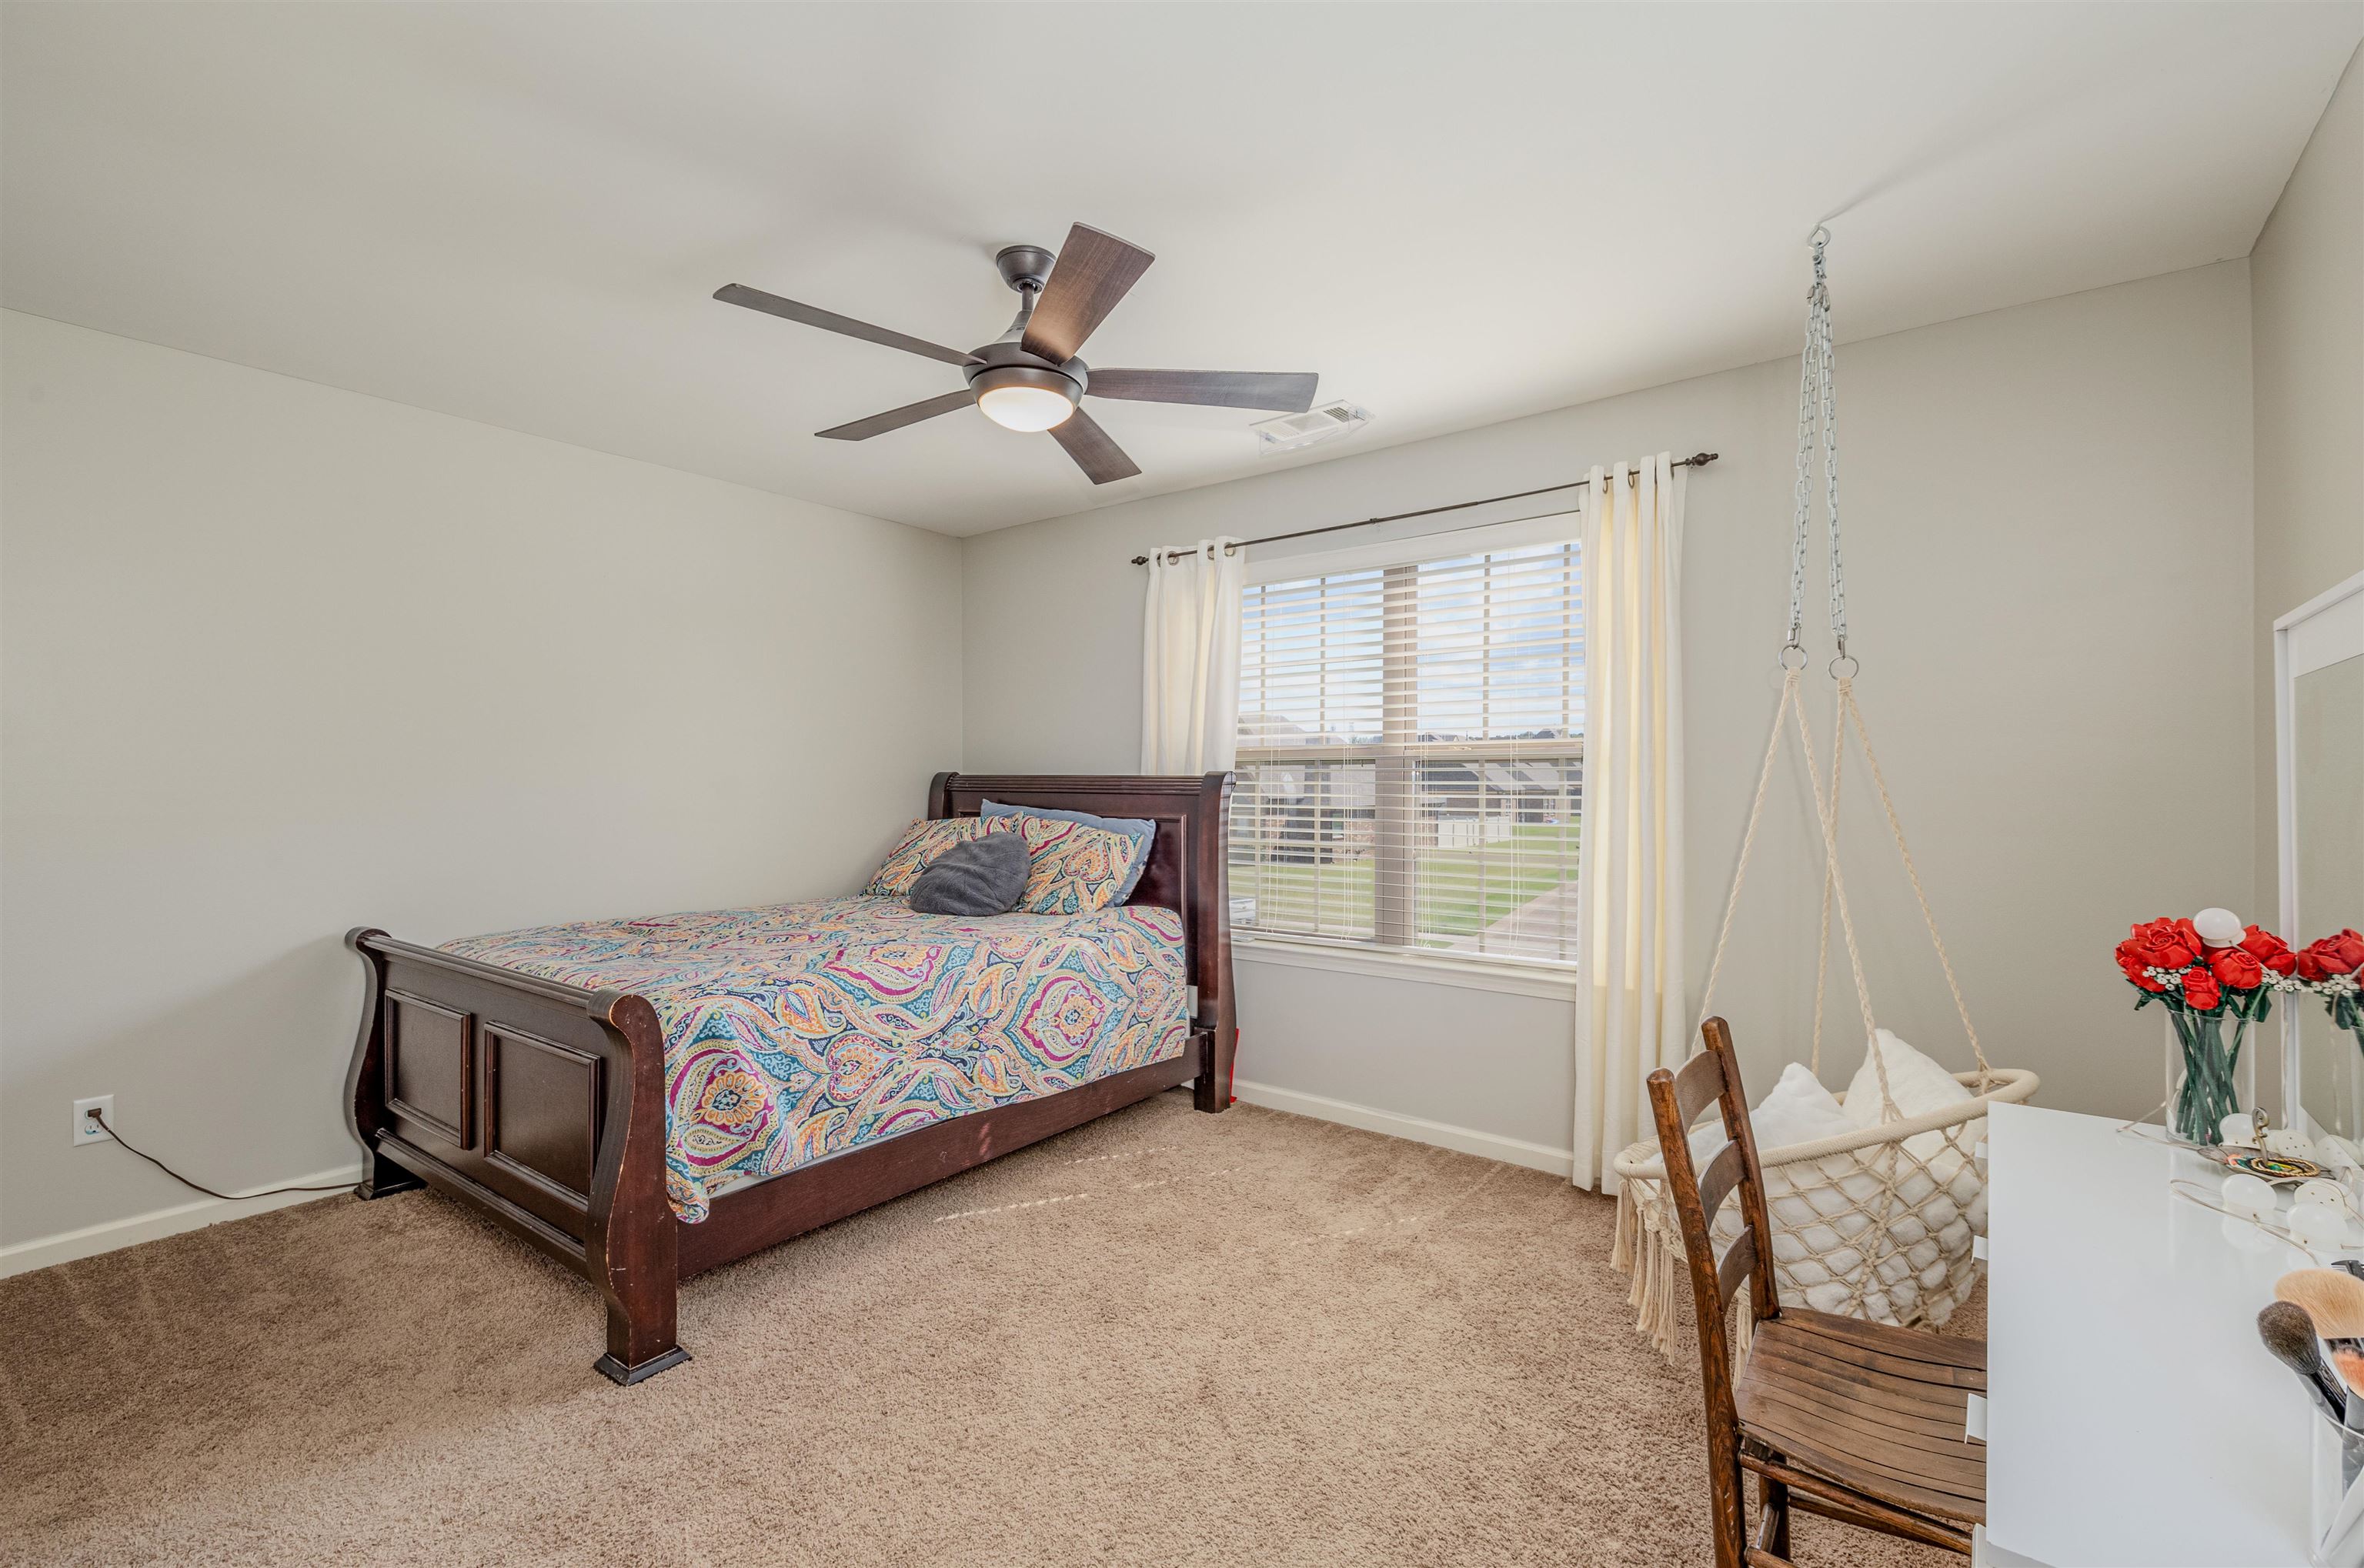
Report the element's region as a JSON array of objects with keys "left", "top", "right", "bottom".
[{"left": 73, "top": 1095, "right": 115, "bottom": 1146}]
